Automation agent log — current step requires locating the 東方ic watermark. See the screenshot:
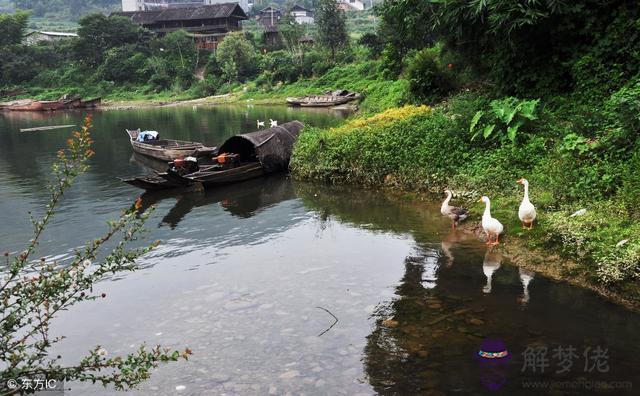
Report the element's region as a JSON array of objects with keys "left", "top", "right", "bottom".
[{"left": 6, "top": 377, "right": 64, "bottom": 394}]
